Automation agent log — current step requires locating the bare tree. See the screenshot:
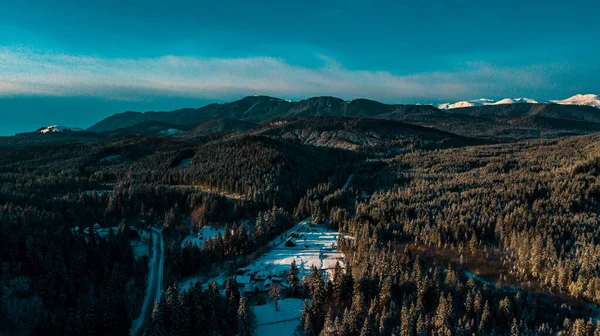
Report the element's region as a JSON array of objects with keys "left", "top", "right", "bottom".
[{"left": 269, "top": 283, "right": 281, "bottom": 311}]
